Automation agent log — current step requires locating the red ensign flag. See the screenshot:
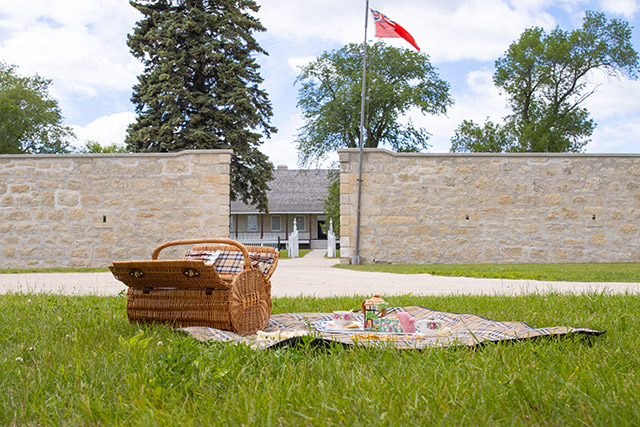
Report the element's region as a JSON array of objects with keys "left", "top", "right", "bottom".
[{"left": 371, "top": 9, "right": 420, "bottom": 51}]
